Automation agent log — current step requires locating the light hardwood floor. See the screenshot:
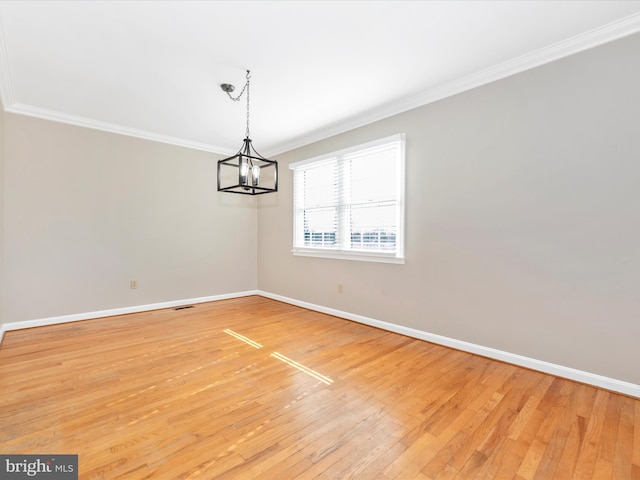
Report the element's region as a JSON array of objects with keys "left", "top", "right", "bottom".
[{"left": 1, "top": 296, "right": 638, "bottom": 479}]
